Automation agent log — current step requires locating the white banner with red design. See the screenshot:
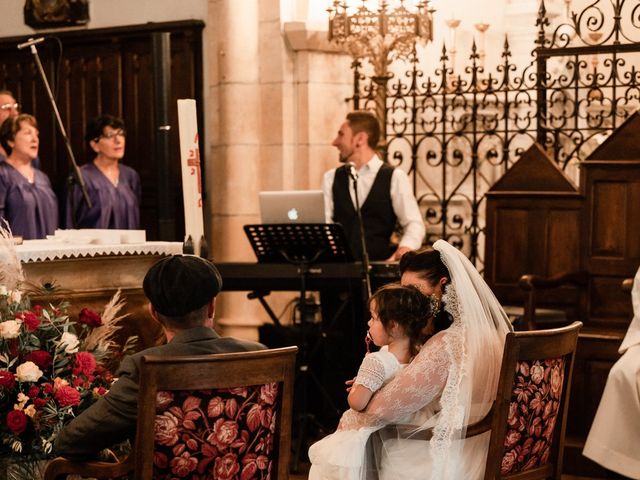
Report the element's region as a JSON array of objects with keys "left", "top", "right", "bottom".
[{"left": 177, "top": 99, "right": 205, "bottom": 256}]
